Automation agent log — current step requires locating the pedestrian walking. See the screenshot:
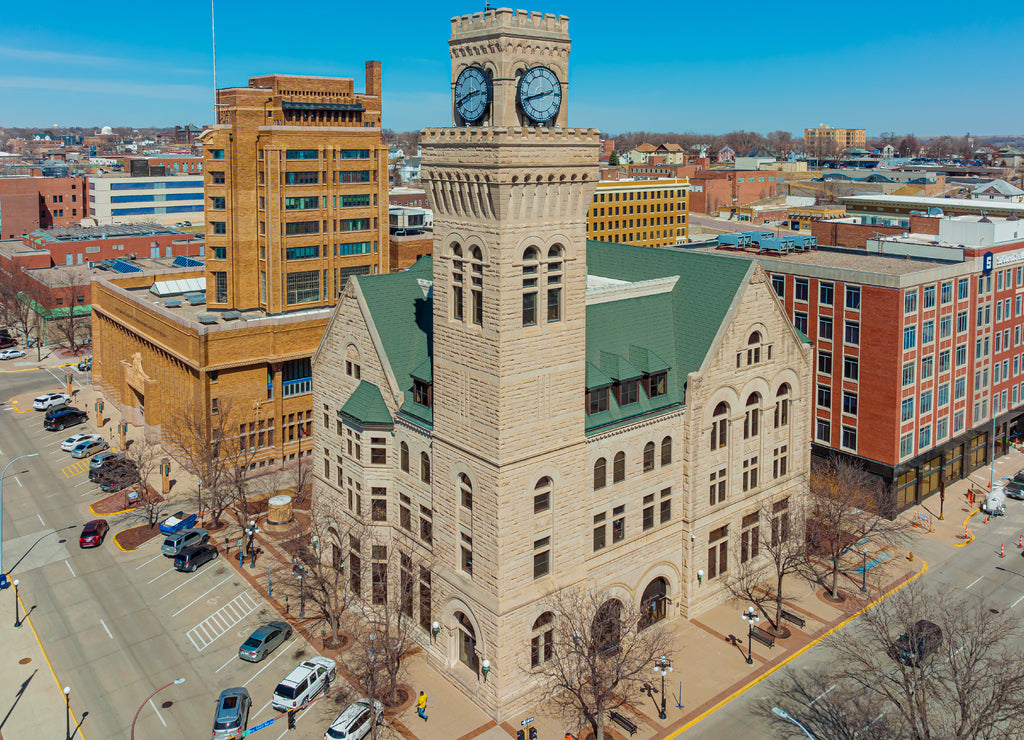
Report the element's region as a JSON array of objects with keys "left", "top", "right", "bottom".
[{"left": 416, "top": 691, "right": 428, "bottom": 721}]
